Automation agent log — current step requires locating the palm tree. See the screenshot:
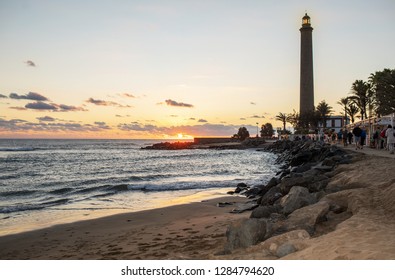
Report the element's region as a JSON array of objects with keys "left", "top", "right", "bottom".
[
  {"left": 287, "top": 110, "right": 299, "bottom": 128},
  {"left": 369, "top": 68, "right": 395, "bottom": 116},
  {"left": 337, "top": 97, "right": 349, "bottom": 119},
  {"left": 275, "top": 112, "right": 288, "bottom": 132},
  {"left": 346, "top": 103, "right": 359, "bottom": 123},
  {"left": 316, "top": 100, "right": 333, "bottom": 128},
  {"left": 349, "top": 80, "right": 371, "bottom": 120}
]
